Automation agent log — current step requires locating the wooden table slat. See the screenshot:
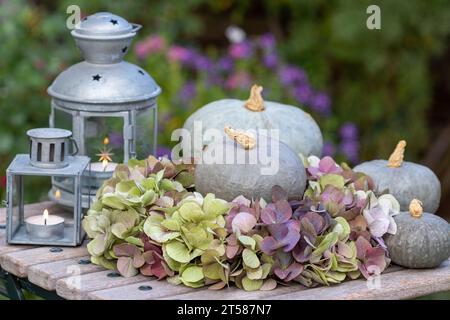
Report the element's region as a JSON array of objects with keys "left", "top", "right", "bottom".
[
  {"left": 157, "top": 265, "right": 404, "bottom": 300},
  {"left": 56, "top": 270, "right": 149, "bottom": 300},
  {"left": 0, "top": 244, "right": 88, "bottom": 278},
  {"left": 0, "top": 230, "right": 33, "bottom": 257},
  {"left": 267, "top": 259, "right": 450, "bottom": 300},
  {"left": 87, "top": 279, "right": 198, "bottom": 300},
  {"left": 27, "top": 256, "right": 104, "bottom": 291}
]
